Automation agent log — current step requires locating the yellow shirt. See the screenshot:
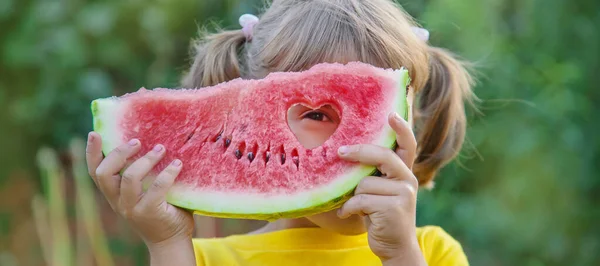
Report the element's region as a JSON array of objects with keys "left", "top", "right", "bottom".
[{"left": 192, "top": 226, "right": 469, "bottom": 266}]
